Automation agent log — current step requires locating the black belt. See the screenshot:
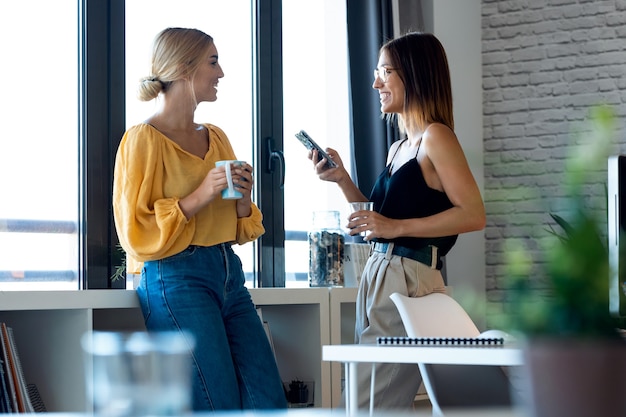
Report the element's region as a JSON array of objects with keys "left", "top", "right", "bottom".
[{"left": 371, "top": 242, "right": 442, "bottom": 270}]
